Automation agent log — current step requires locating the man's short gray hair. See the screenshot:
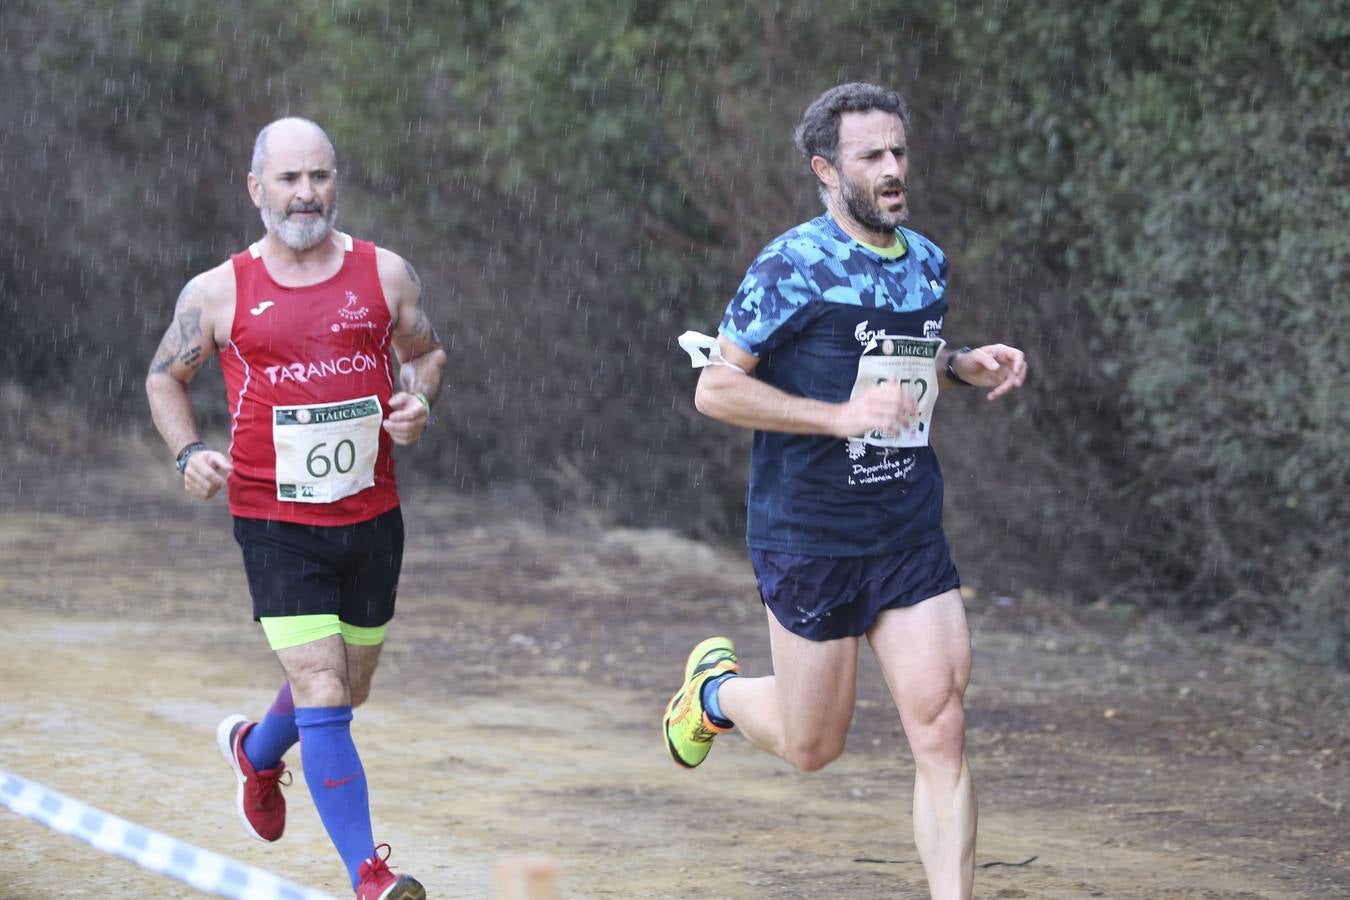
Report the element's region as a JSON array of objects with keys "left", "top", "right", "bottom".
[
  {"left": 794, "top": 82, "right": 911, "bottom": 168},
  {"left": 250, "top": 118, "right": 337, "bottom": 177}
]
